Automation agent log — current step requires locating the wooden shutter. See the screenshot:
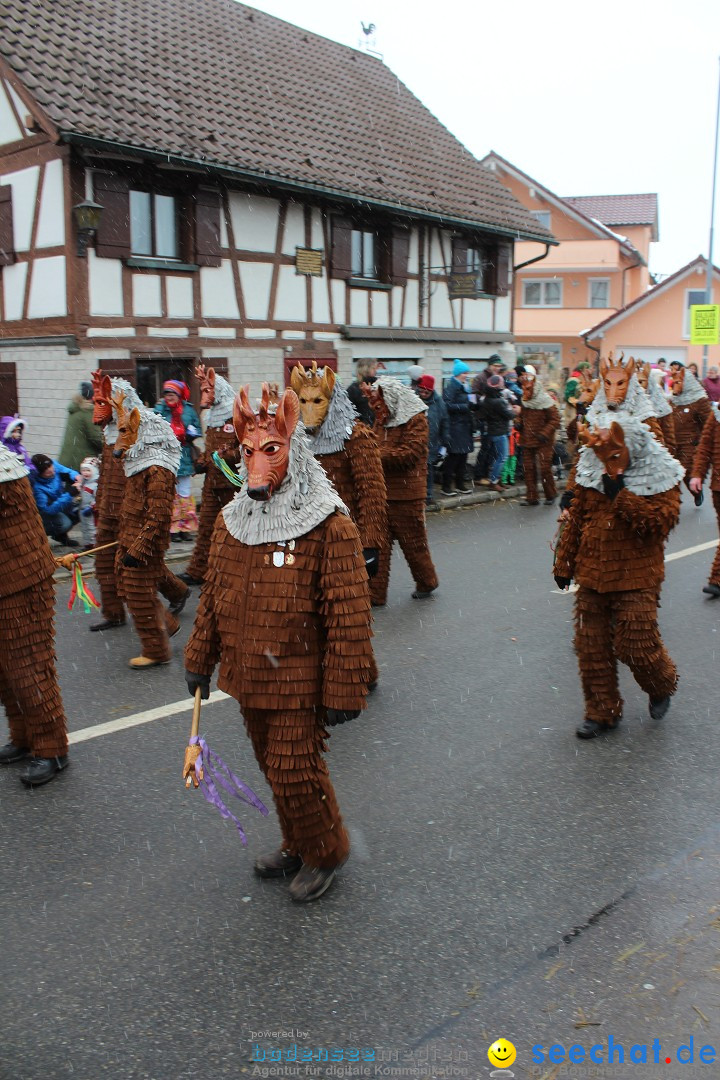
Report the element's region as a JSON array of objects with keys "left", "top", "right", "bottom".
[
  {"left": 389, "top": 226, "right": 410, "bottom": 285},
  {"left": 94, "top": 173, "right": 131, "bottom": 259},
  {"left": 193, "top": 188, "right": 222, "bottom": 267},
  {"left": 0, "top": 185, "right": 14, "bottom": 266},
  {"left": 0, "top": 363, "right": 18, "bottom": 415},
  {"left": 493, "top": 242, "right": 511, "bottom": 296},
  {"left": 451, "top": 236, "right": 469, "bottom": 273},
  {"left": 330, "top": 217, "right": 352, "bottom": 280}
]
